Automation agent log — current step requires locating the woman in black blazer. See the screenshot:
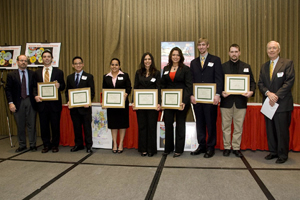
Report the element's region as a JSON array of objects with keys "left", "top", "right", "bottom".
[
  {"left": 133, "top": 53, "right": 161, "bottom": 157},
  {"left": 161, "top": 47, "right": 193, "bottom": 157},
  {"left": 102, "top": 58, "right": 132, "bottom": 154}
]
